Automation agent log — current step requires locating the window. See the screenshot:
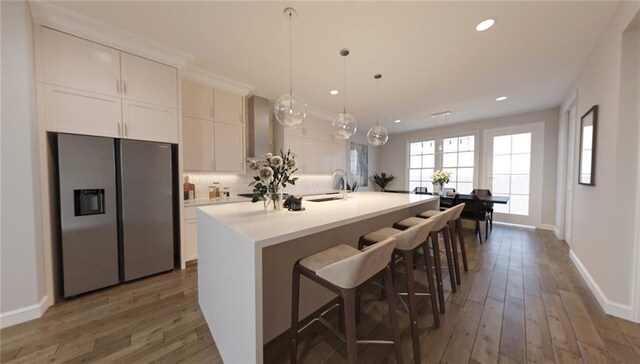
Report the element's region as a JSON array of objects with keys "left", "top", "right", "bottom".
[
  {"left": 442, "top": 136, "right": 475, "bottom": 194},
  {"left": 409, "top": 140, "right": 435, "bottom": 192},
  {"left": 408, "top": 135, "right": 475, "bottom": 194},
  {"left": 491, "top": 132, "right": 531, "bottom": 215}
]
